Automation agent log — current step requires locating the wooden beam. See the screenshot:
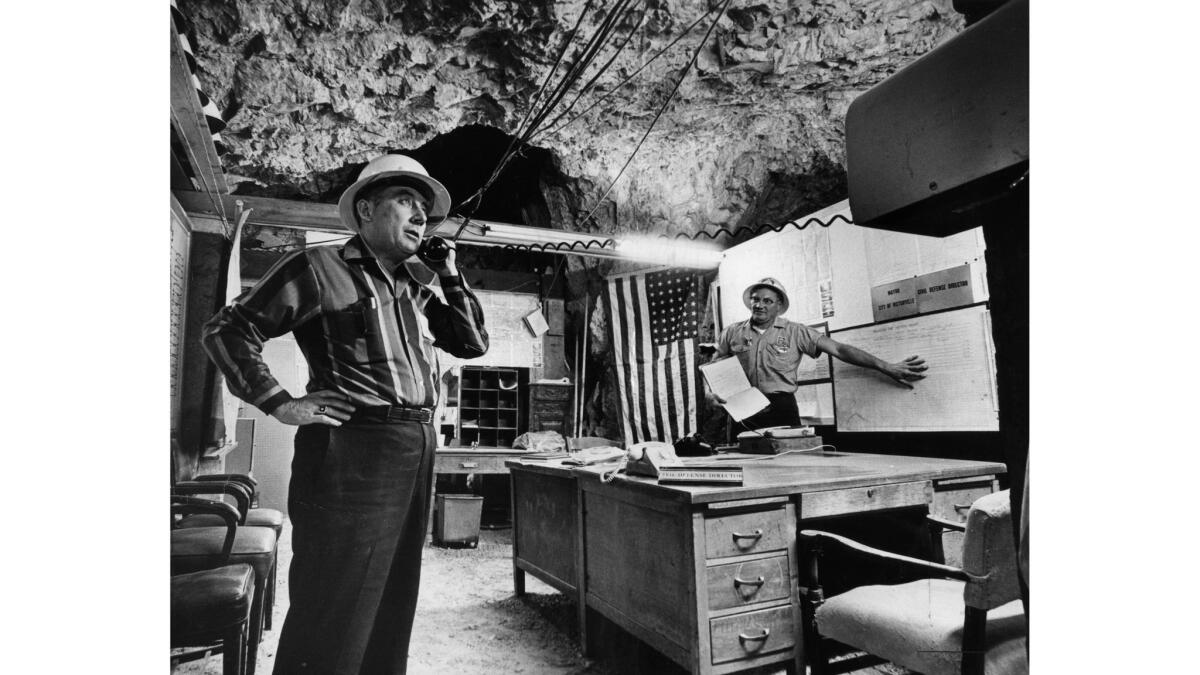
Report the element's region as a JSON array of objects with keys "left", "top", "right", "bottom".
[
  {"left": 169, "top": 13, "right": 228, "bottom": 197},
  {"left": 173, "top": 192, "right": 625, "bottom": 260},
  {"left": 174, "top": 191, "right": 346, "bottom": 232}
]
